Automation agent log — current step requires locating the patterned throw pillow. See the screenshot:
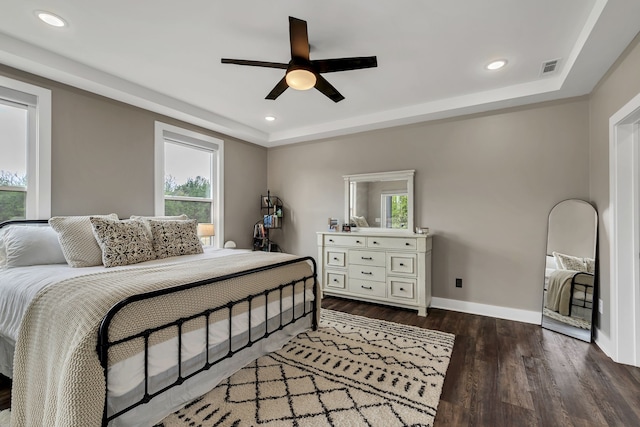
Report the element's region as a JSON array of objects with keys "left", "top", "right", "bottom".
[
  {"left": 149, "top": 219, "right": 203, "bottom": 259},
  {"left": 553, "top": 251, "right": 589, "bottom": 273},
  {"left": 350, "top": 216, "right": 370, "bottom": 227},
  {"left": 585, "top": 258, "right": 596, "bottom": 274},
  {"left": 130, "top": 214, "right": 189, "bottom": 240},
  {"left": 49, "top": 214, "right": 119, "bottom": 267},
  {"left": 90, "top": 217, "right": 156, "bottom": 268}
]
